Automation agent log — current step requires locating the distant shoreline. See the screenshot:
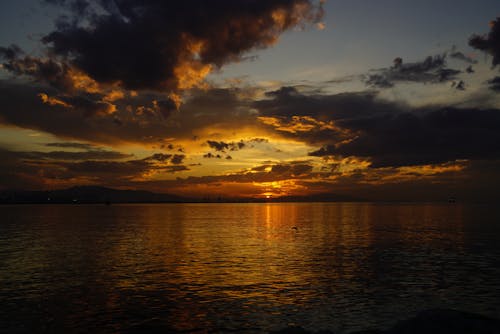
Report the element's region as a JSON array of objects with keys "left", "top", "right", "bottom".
[{"left": 1, "top": 185, "right": 494, "bottom": 204}]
